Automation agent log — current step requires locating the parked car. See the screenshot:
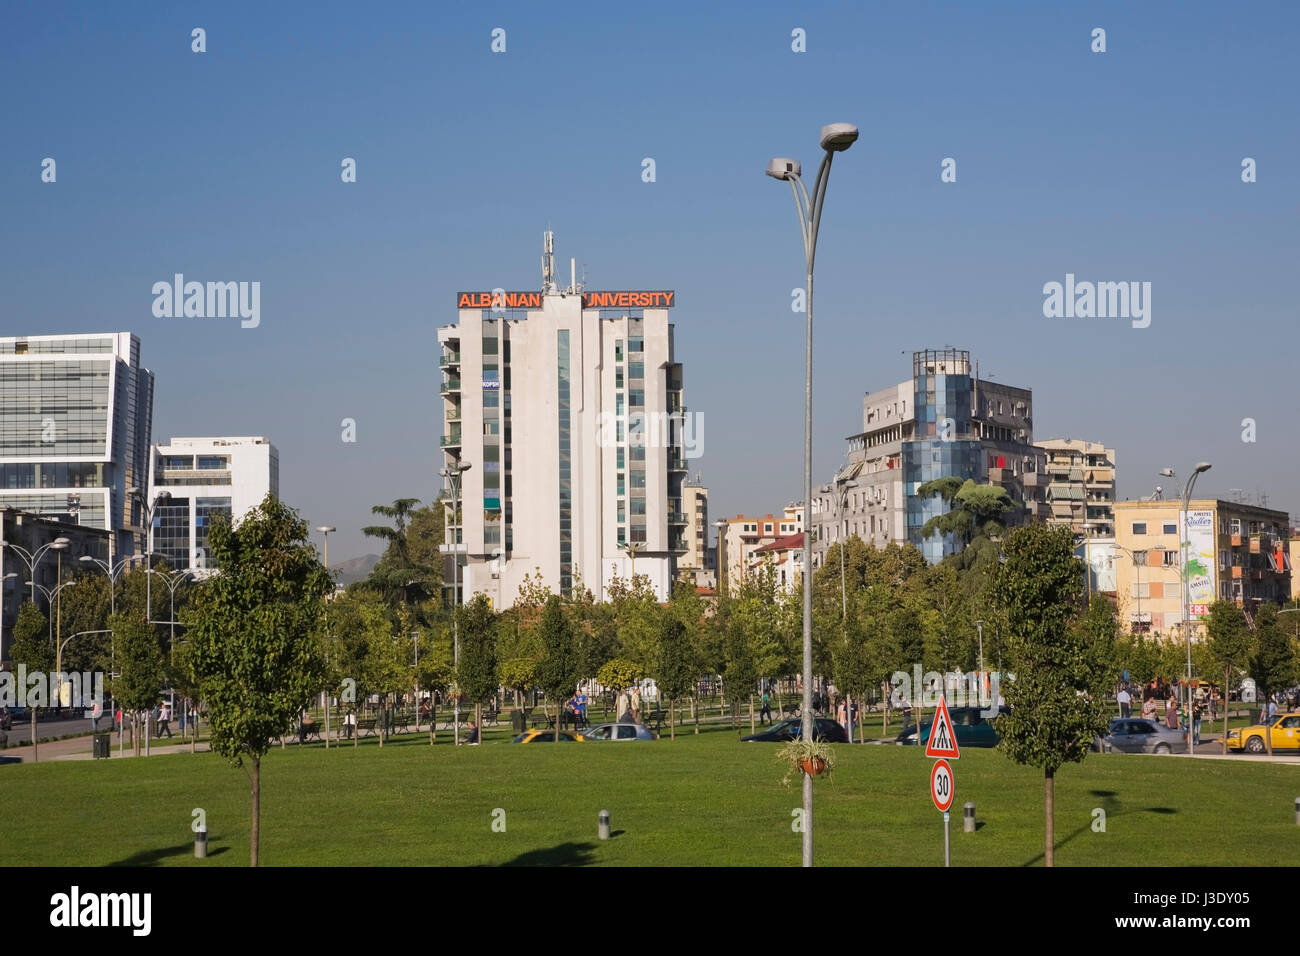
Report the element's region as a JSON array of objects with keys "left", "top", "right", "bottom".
[
  {"left": 511, "top": 729, "right": 585, "bottom": 743},
  {"left": 1094, "top": 718, "right": 1188, "bottom": 754},
  {"left": 895, "top": 706, "right": 1009, "bottom": 748},
  {"left": 741, "top": 717, "right": 848, "bottom": 743},
  {"left": 1225, "top": 713, "right": 1300, "bottom": 753},
  {"left": 583, "top": 722, "right": 656, "bottom": 741}
]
